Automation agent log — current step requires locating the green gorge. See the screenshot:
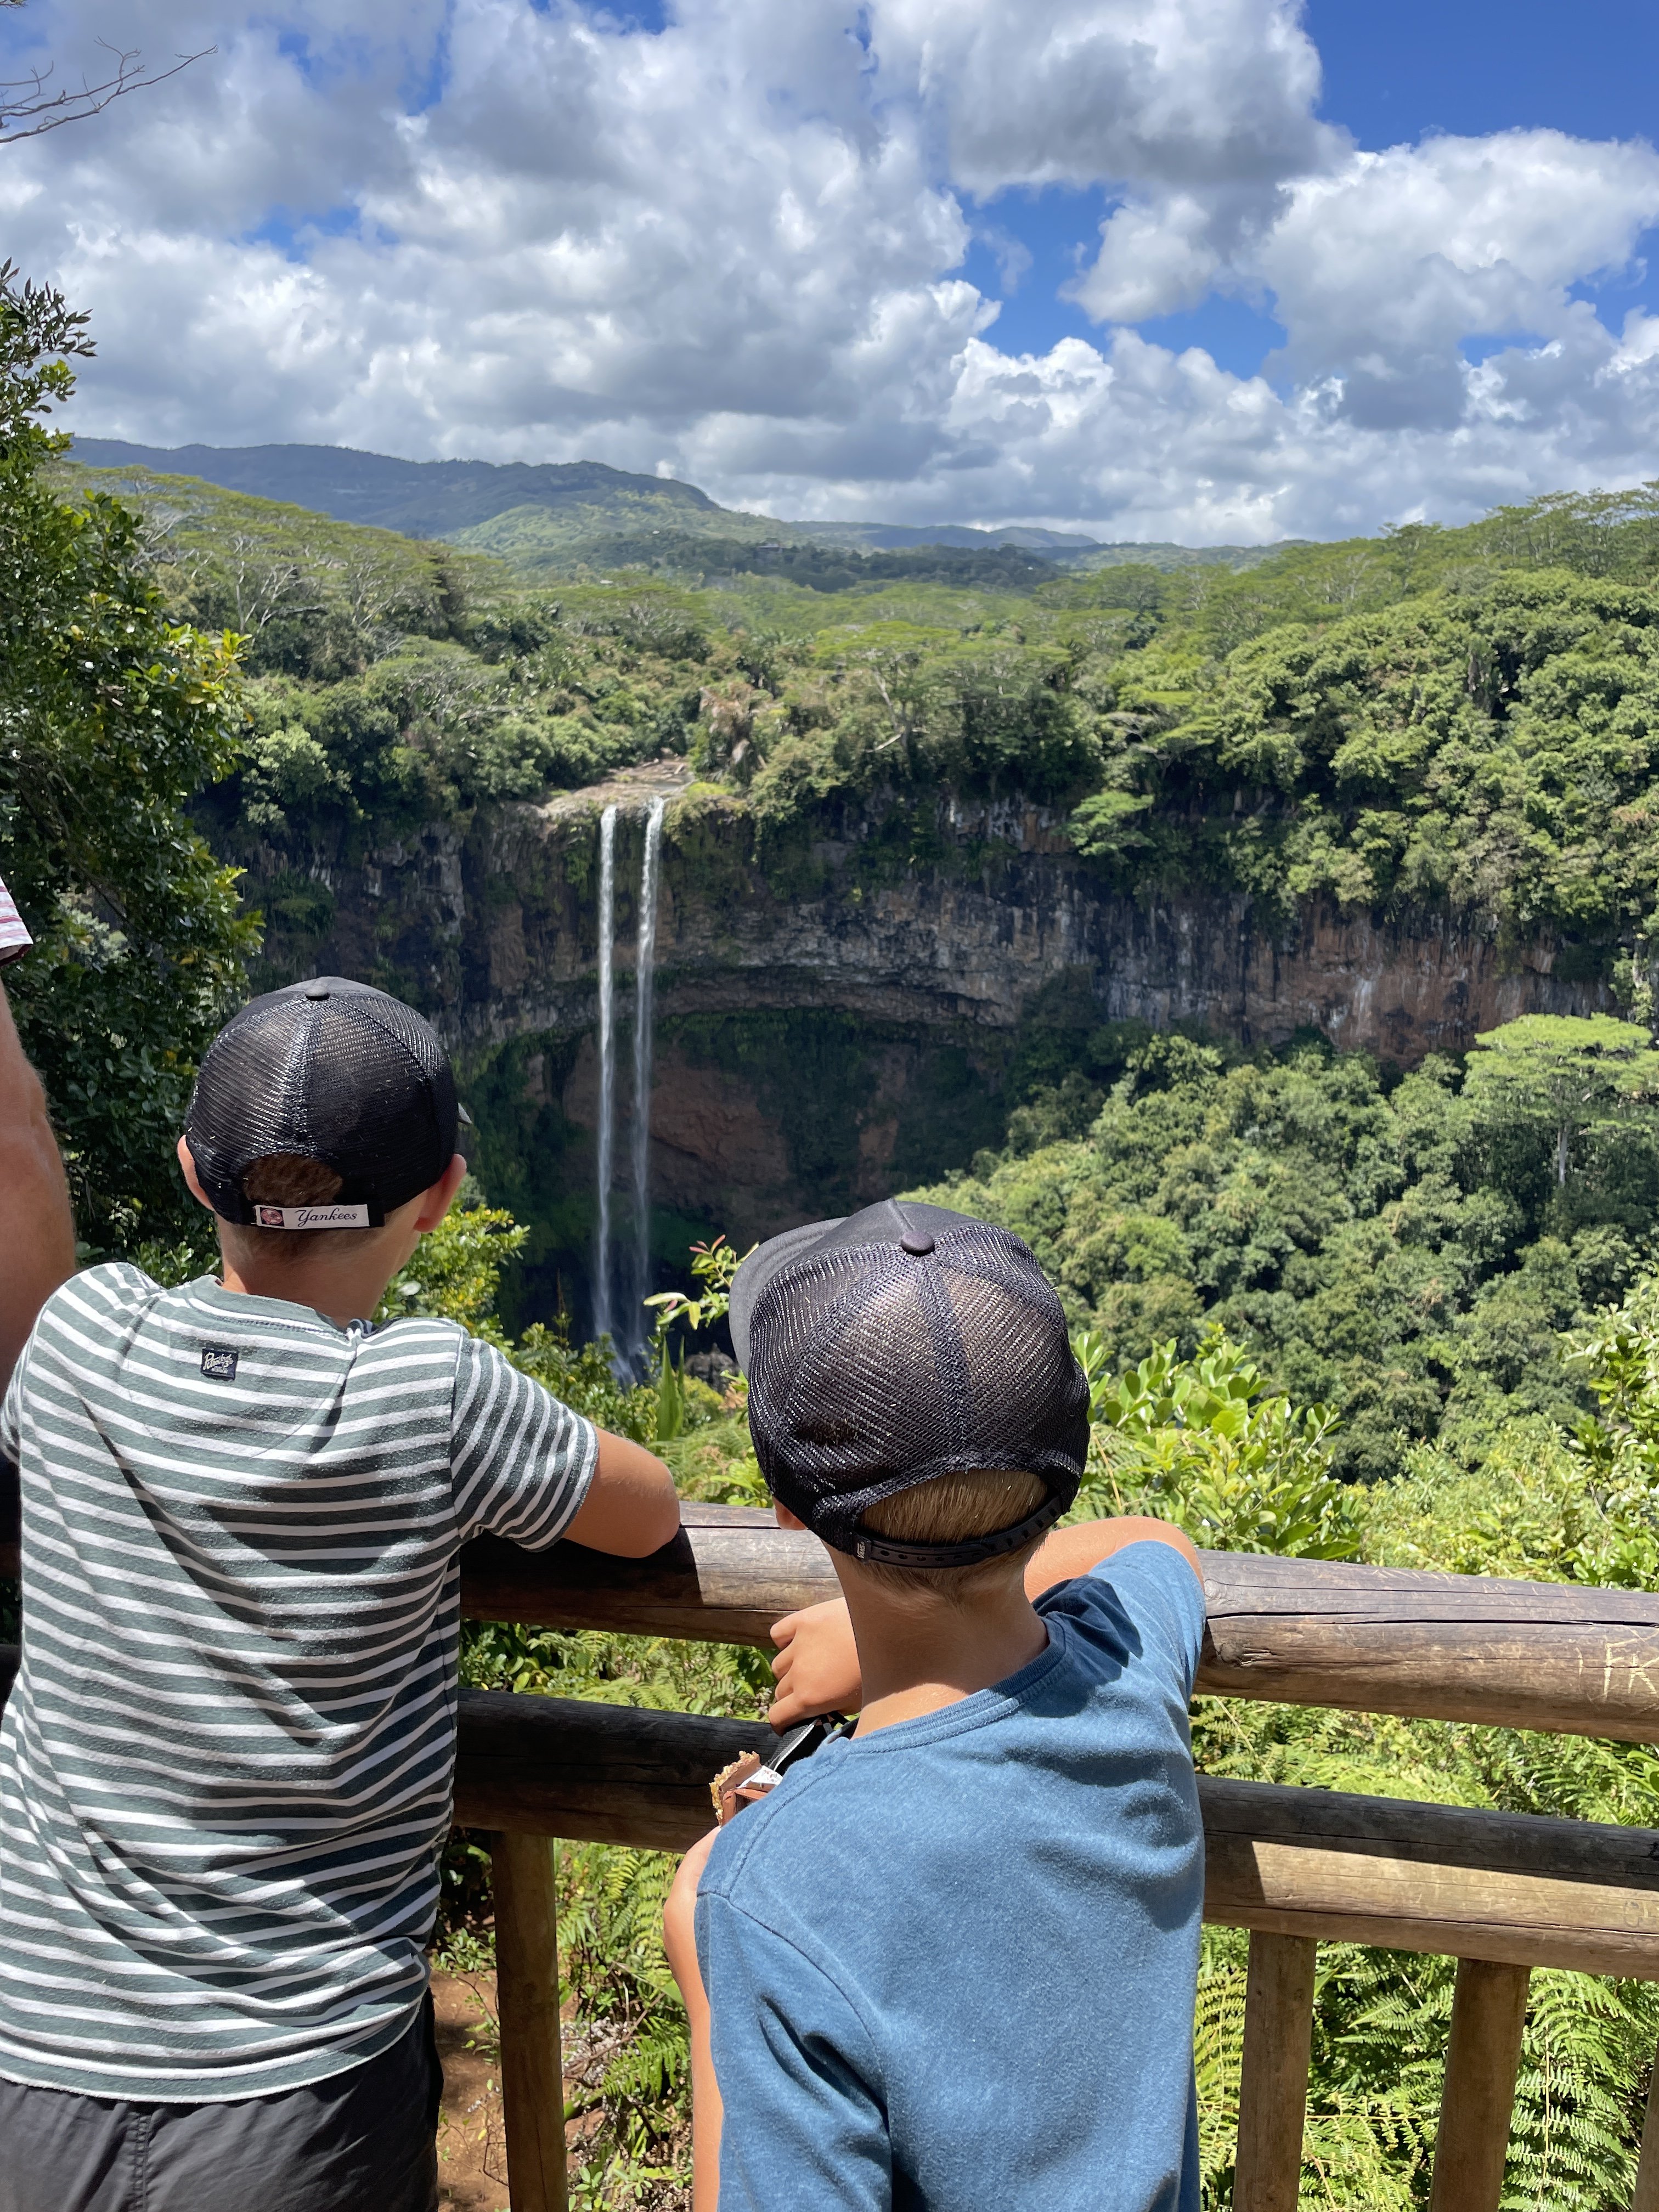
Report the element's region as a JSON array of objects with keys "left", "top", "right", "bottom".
[
  {"left": 19, "top": 275, "right": 1659, "bottom": 2203},
  {"left": 52, "top": 438, "right": 1659, "bottom": 1430}
]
